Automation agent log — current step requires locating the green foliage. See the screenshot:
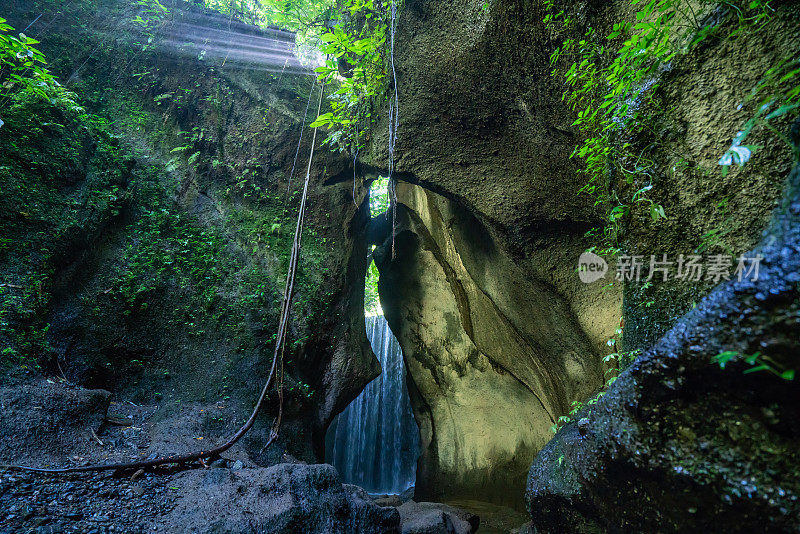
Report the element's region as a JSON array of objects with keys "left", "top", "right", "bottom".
[
  {"left": 364, "top": 257, "right": 381, "bottom": 316},
  {"left": 110, "top": 209, "right": 228, "bottom": 316},
  {"left": 133, "top": 0, "right": 171, "bottom": 48},
  {"left": 695, "top": 197, "right": 735, "bottom": 254},
  {"left": 714, "top": 350, "right": 795, "bottom": 380},
  {"left": 0, "top": 17, "right": 64, "bottom": 125},
  {"left": 312, "top": 0, "right": 394, "bottom": 151},
  {"left": 544, "top": 0, "right": 687, "bottom": 238},
  {"left": 0, "top": 88, "right": 130, "bottom": 368},
  {"left": 198, "top": 0, "right": 335, "bottom": 30},
  {"left": 719, "top": 52, "right": 800, "bottom": 174},
  {"left": 544, "top": 0, "right": 780, "bottom": 254},
  {"left": 551, "top": 320, "right": 640, "bottom": 433},
  {"left": 369, "top": 176, "right": 390, "bottom": 217}
]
